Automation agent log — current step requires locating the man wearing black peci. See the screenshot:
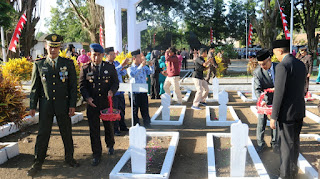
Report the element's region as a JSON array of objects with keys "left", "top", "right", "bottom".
[
  {"left": 79, "top": 43, "right": 119, "bottom": 166},
  {"left": 253, "top": 49, "right": 278, "bottom": 153},
  {"left": 270, "top": 40, "right": 306, "bottom": 179}
]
